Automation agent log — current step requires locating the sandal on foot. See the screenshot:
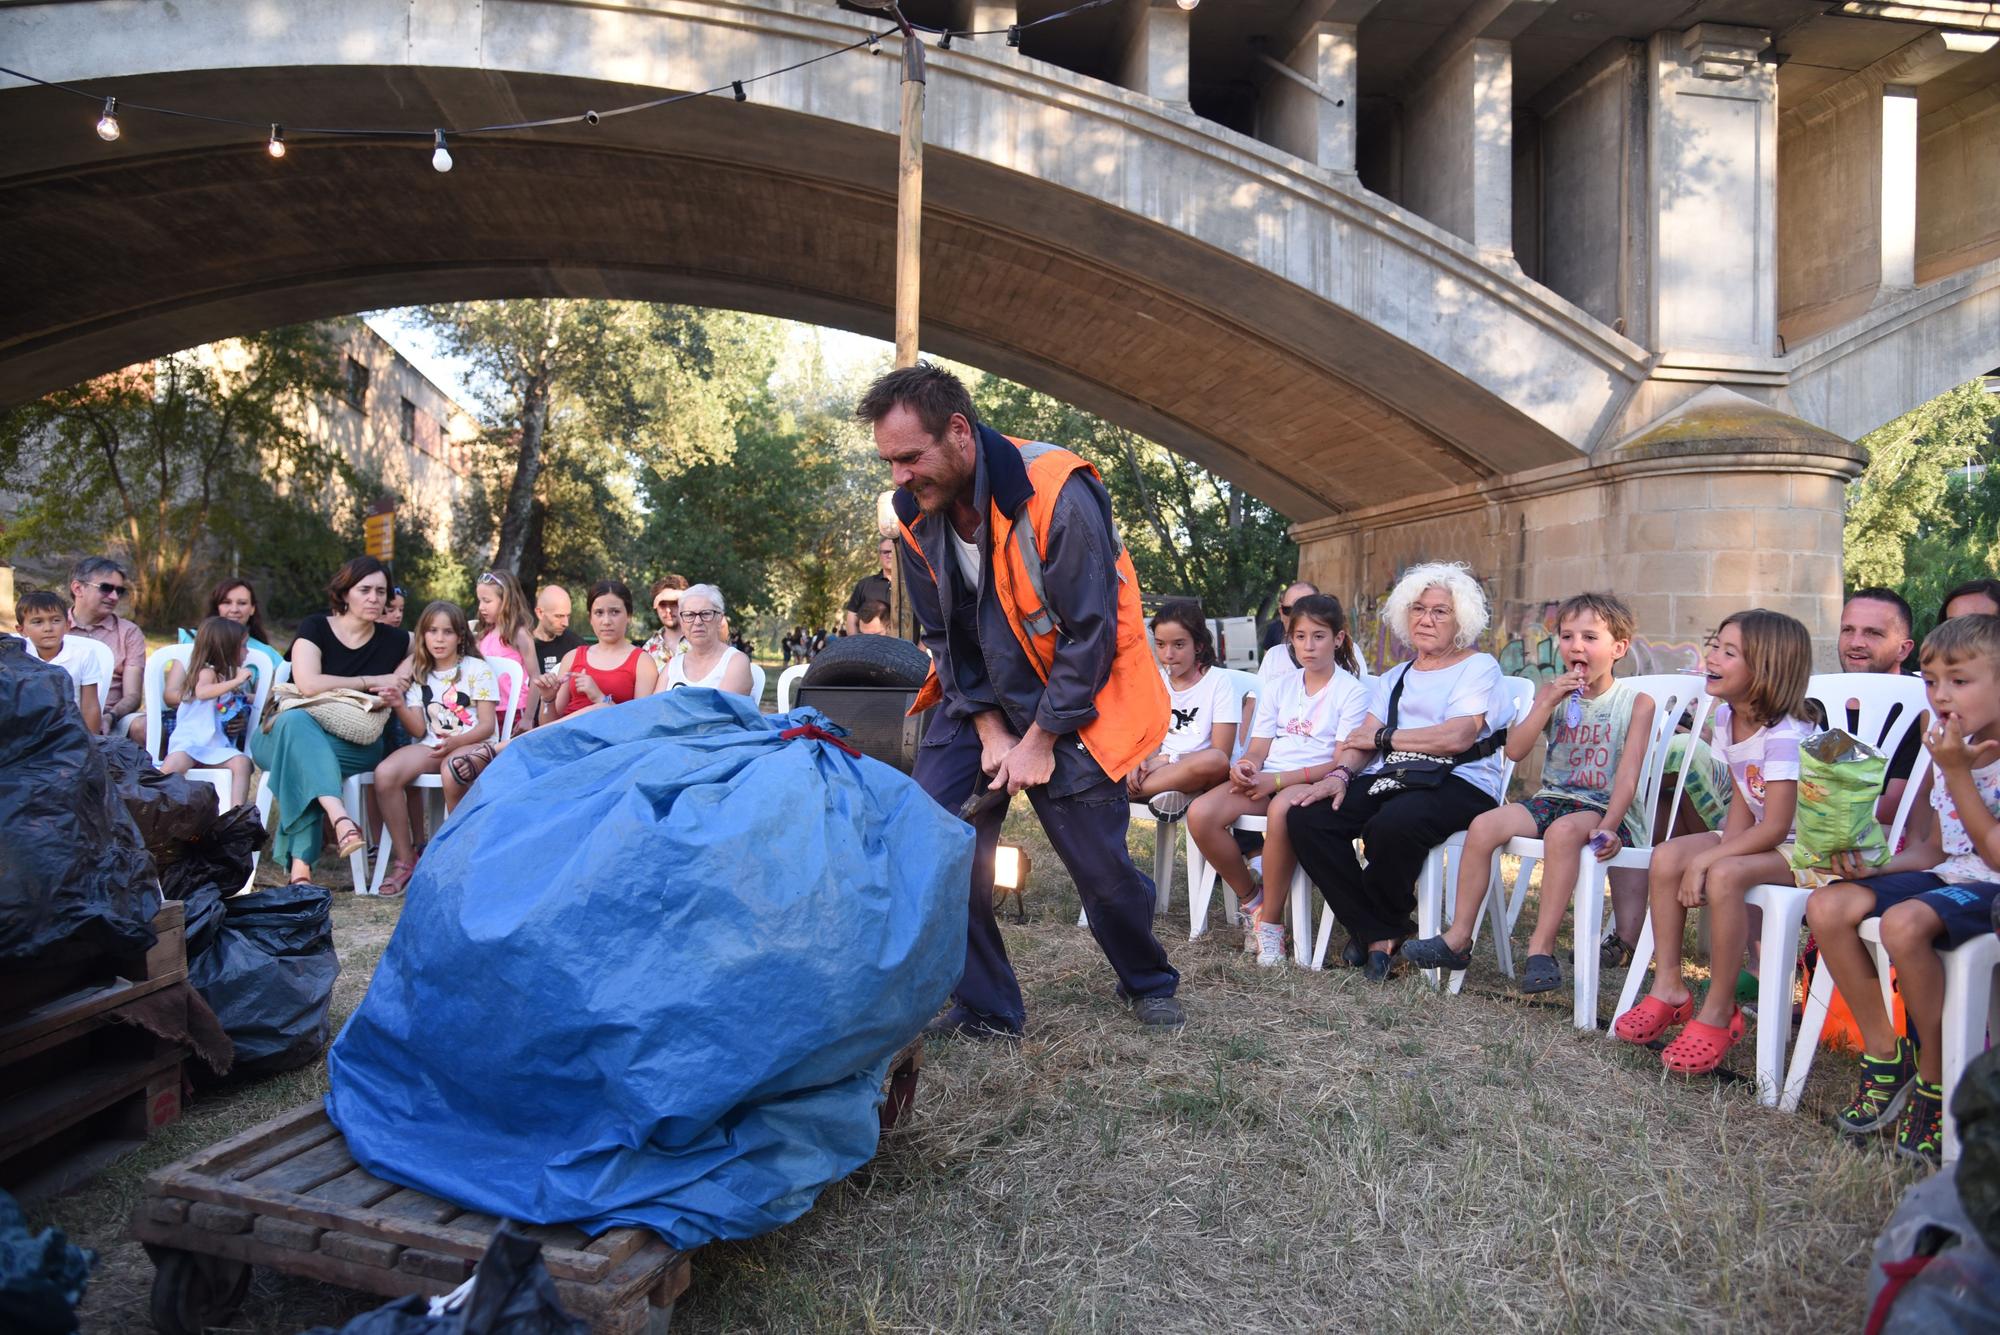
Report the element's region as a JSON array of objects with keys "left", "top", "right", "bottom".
[
  {"left": 378, "top": 856, "right": 417, "bottom": 898},
  {"left": 333, "top": 817, "right": 366, "bottom": 859},
  {"left": 1613, "top": 993, "right": 1695, "bottom": 1045},
  {"left": 1519, "top": 953, "right": 1563, "bottom": 995},
  {"left": 1660, "top": 1008, "right": 1745, "bottom": 1075},
  {"left": 449, "top": 741, "right": 498, "bottom": 786},
  {"left": 1400, "top": 935, "right": 1473, "bottom": 972}
]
